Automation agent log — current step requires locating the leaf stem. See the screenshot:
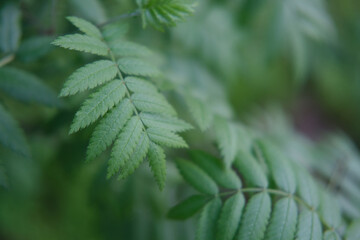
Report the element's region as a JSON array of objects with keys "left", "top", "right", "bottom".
[
  {"left": 97, "top": 10, "right": 141, "bottom": 28},
  {"left": 0, "top": 54, "right": 15, "bottom": 67}
]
